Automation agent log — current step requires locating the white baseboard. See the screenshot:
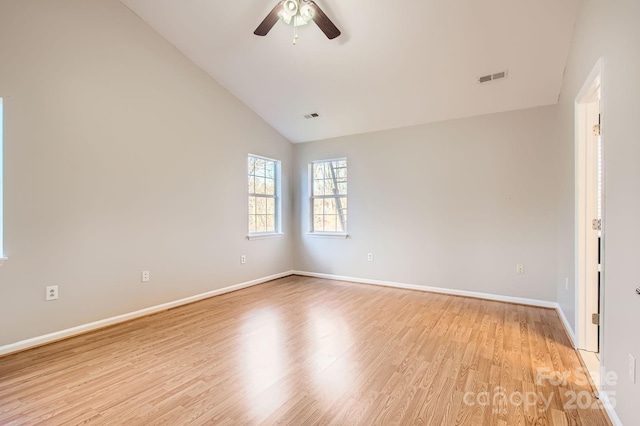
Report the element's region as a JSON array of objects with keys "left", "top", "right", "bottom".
[
  {"left": 555, "top": 304, "right": 577, "bottom": 348},
  {"left": 599, "top": 391, "right": 622, "bottom": 426},
  {"left": 293, "top": 270, "right": 558, "bottom": 309},
  {"left": 0, "top": 270, "right": 294, "bottom": 357}
]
